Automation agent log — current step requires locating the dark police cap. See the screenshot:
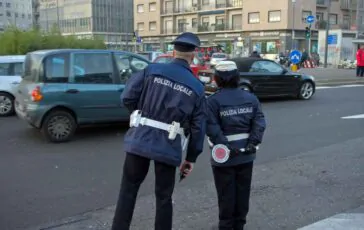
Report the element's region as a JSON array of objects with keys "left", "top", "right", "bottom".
[{"left": 171, "top": 32, "right": 201, "bottom": 52}]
